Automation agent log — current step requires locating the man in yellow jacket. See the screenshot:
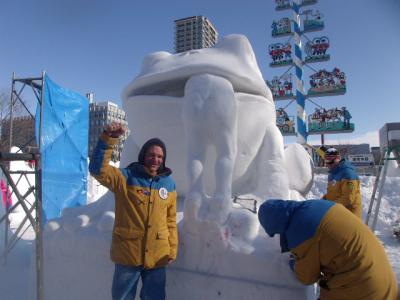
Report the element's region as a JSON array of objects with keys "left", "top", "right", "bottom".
[
  {"left": 258, "top": 199, "right": 398, "bottom": 300},
  {"left": 318, "top": 147, "right": 362, "bottom": 218},
  {"left": 89, "top": 122, "right": 178, "bottom": 300}
]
